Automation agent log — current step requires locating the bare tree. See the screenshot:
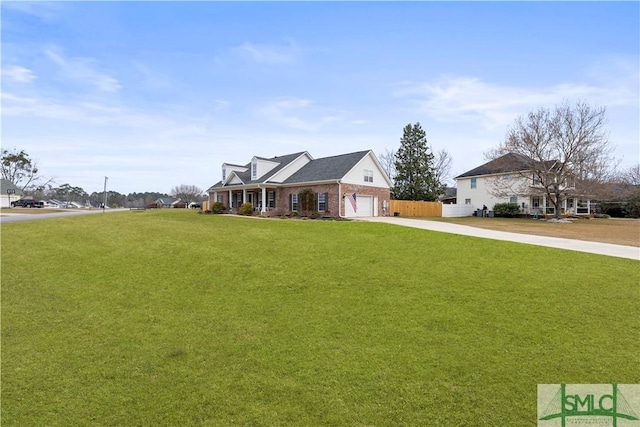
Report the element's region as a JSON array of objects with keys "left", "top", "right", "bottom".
[
  {"left": 487, "top": 101, "right": 615, "bottom": 219},
  {"left": 433, "top": 148, "right": 453, "bottom": 187},
  {"left": 170, "top": 184, "right": 203, "bottom": 206},
  {"left": 1, "top": 148, "right": 51, "bottom": 191},
  {"left": 378, "top": 148, "right": 396, "bottom": 182}
]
